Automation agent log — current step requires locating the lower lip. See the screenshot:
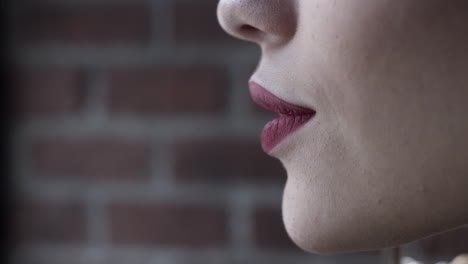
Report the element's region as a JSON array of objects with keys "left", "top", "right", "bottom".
[{"left": 261, "top": 113, "right": 315, "bottom": 153}]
